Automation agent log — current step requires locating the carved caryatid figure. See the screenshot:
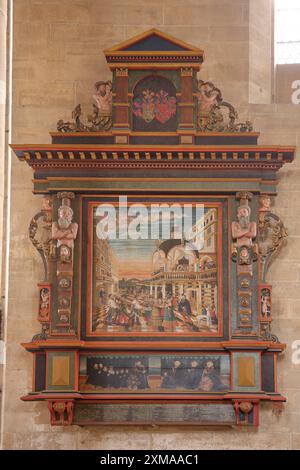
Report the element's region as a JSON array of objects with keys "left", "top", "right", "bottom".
[
  {"left": 93, "top": 80, "right": 112, "bottom": 115},
  {"left": 232, "top": 203, "right": 257, "bottom": 248},
  {"left": 231, "top": 193, "right": 257, "bottom": 332},
  {"left": 259, "top": 194, "right": 271, "bottom": 213},
  {"left": 52, "top": 195, "right": 78, "bottom": 249},
  {"left": 259, "top": 194, "right": 272, "bottom": 221}
]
